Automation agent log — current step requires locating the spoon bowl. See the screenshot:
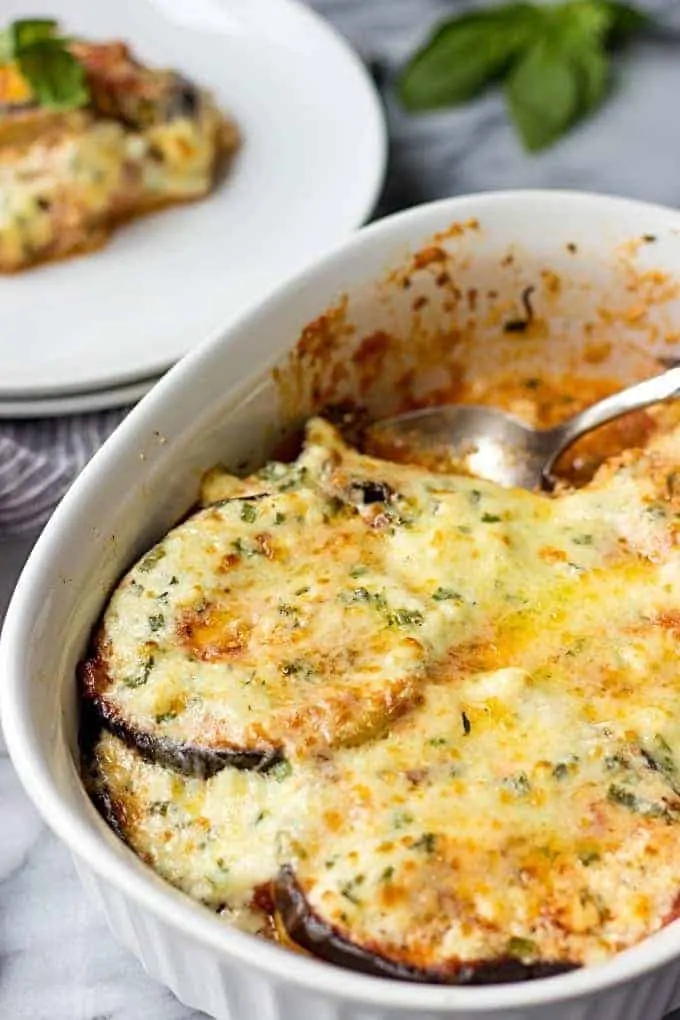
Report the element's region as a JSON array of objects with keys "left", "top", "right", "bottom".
[{"left": 367, "top": 365, "right": 680, "bottom": 489}]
